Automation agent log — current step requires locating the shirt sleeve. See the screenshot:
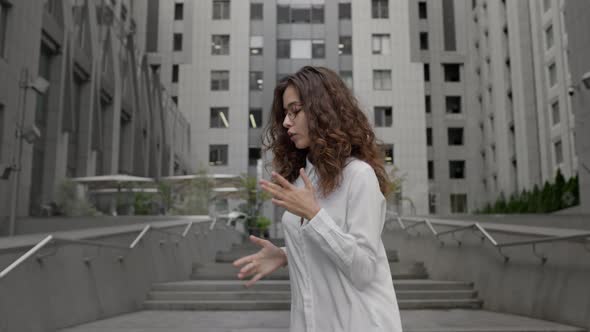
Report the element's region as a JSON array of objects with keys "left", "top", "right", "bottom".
[
  {"left": 280, "top": 246, "right": 288, "bottom": 266},
  {"left": 300, "top": 165, "right": 385, "bottom": 290}
]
